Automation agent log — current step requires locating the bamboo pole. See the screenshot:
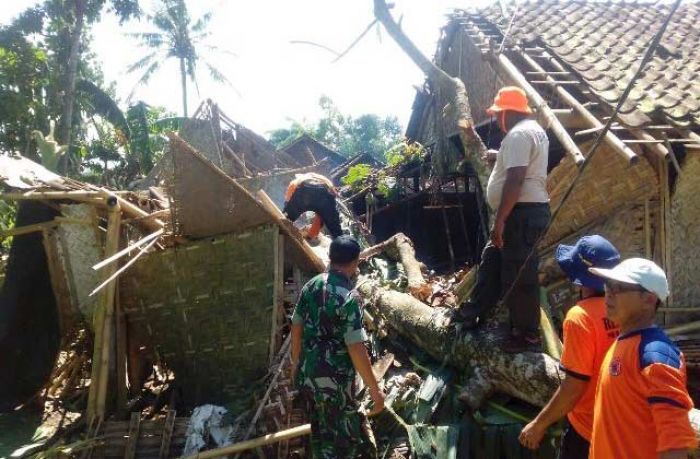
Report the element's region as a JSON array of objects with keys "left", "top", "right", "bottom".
[
  {"left": 518, "top": 50, "right": 638, "bottom": 164},
  {"left": 88, "top": 196, "right": 121, "bottom": 424},
  {"left": 182, "top": 424, "right": 311, "bottom": 459},
  {"left": 493, "top": 53, "right": 586, "bottom": 165},
  {"left": 0, "top": 221, "right": 55, "bottom": 237},
  {"left": 539, "top": 290, "right": 563, "bottom": 360},
  {"left": 666, "top": 321, "right": 700, "bottom": 337},
  {"left": 0, "top": 190, "right": 103, "bottom": 201},
  {"left": 88, "top": 237, "right": 158, "bottom": 297},
  {"left": 97, "top": 189, "right": 164, "bottom": 231},
  {"left": 92, "top": 228, "right": 164, "bottom": 271},
  {"left": 658, "top": 307, "right": 700, "bottom": 313},
  {"left": 540, "top": 53, "right": 668, "bottom": 159}
]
